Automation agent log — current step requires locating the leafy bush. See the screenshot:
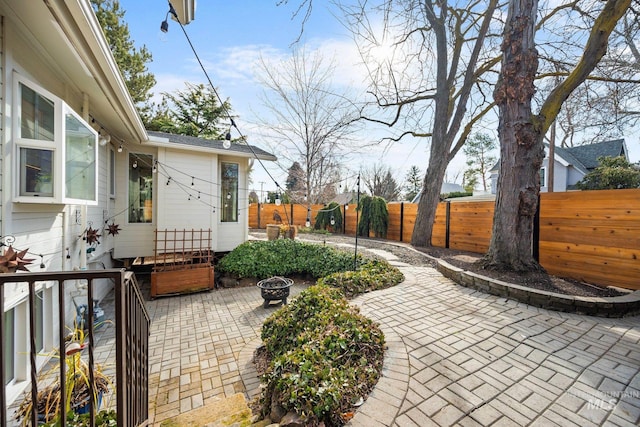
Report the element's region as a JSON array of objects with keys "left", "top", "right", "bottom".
[
  {"left": 314, "top": 202, "right": 343, "bottom": 232},
  {"left": 260, "top": 285, "right": 384, "bottom": 426},
  {"left": 317, "top": 258, "right": 404, "bottom": 298},
  {"left": 357, "top": 196, "right": 388, "bottom": 238},
  {"left": 217, "top": 239, "right": 358, "bottom": 279}
]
